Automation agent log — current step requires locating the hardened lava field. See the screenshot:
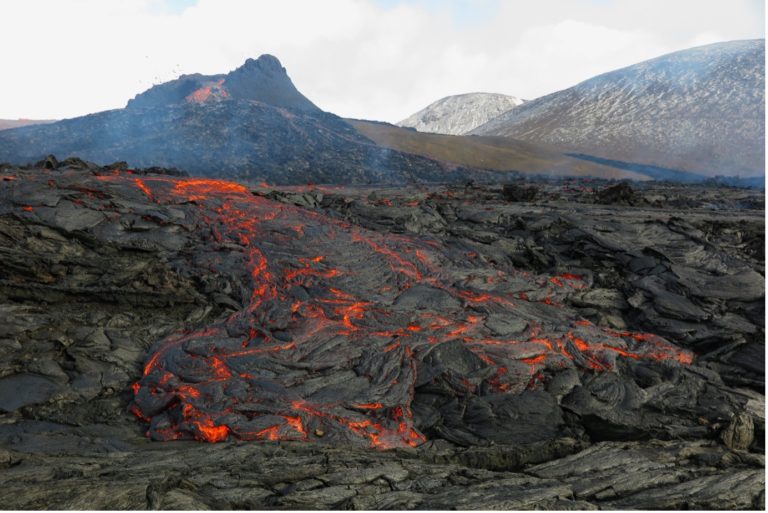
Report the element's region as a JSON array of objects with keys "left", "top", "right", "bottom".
[
  {"left": 117, "top": 172, "right": 691, "bottom": 447},
  {"left": 0, "top": 163, "right": 763, "bottom": 509}
]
